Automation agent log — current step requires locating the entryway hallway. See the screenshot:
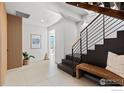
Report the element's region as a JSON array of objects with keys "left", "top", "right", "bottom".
[{"left": 4, "top": 60, "right": 97, "bottom": 86}]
